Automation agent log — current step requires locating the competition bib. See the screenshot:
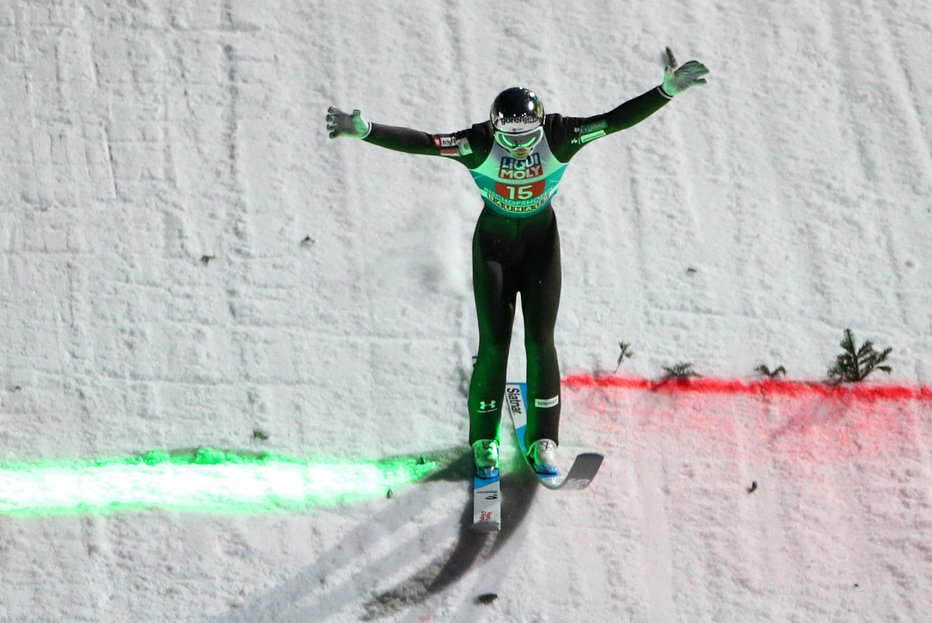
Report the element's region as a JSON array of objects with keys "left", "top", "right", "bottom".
[{"left": 469, "top": 133, "right": 568, "bottom": 218}]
